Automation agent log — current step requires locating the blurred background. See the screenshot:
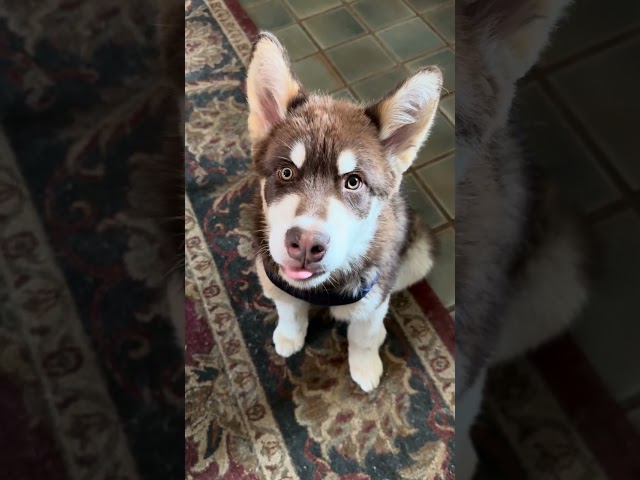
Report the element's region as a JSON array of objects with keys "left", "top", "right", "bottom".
[
  {"left": 0, "top": 2, "right": 183, "bottom": 480},
  {"left": 521, "top": 0, "right": 640, "bottom": 424},
  {"left": 472, "top": 0, "right": 640, "bottom": 478}
]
